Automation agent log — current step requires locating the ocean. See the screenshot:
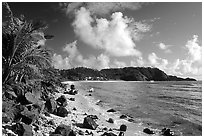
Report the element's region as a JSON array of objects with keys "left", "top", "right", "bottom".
[{"left": 77, "top": 81, "right": 202, "bottom": 136}]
